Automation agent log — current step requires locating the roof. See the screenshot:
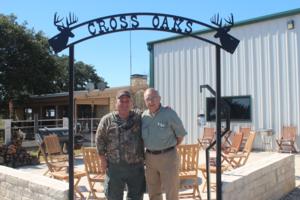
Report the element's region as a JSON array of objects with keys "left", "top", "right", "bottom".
[
  {"left": 147, "top": 8, "right": 300, "bottom": 45},
  {"left": 29, "top": 86, "right": 131, "bottom": 100}
]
